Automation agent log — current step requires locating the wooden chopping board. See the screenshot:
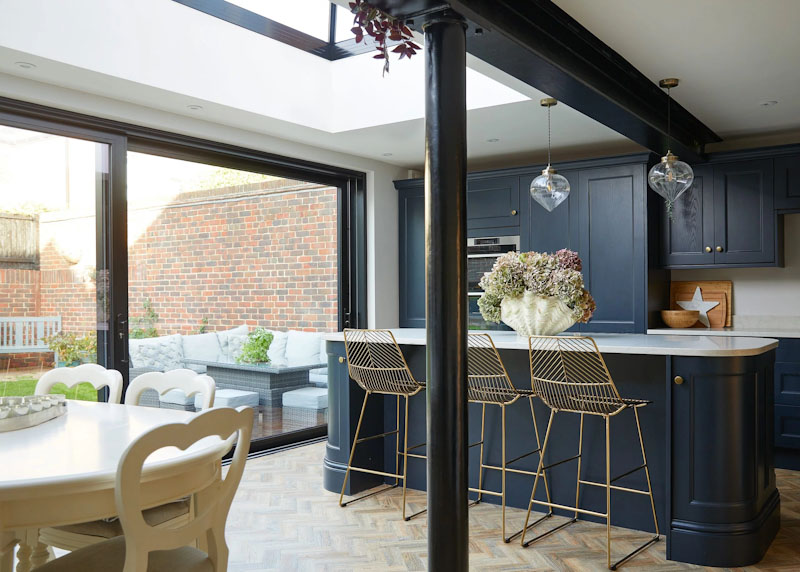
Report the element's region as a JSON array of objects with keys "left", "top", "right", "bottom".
[{"left": 670, "top": 280, "right": 732, "bottom": 328}]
